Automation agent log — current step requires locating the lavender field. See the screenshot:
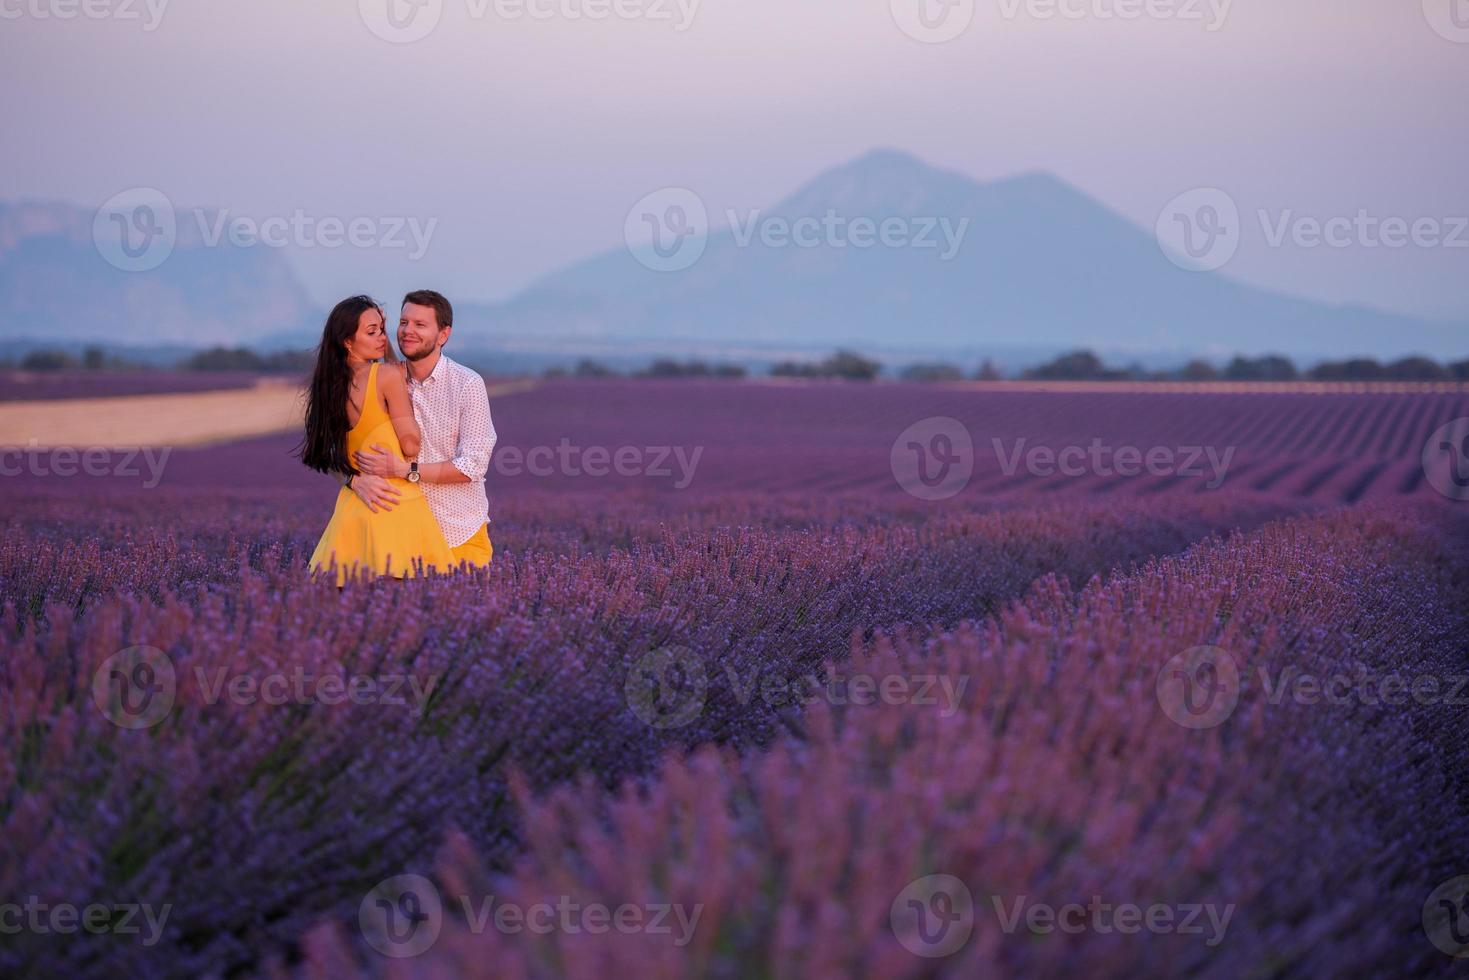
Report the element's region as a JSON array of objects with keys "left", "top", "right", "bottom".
[{"left": 3, "top": 379, "right": 1469, "bottom": 978}]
